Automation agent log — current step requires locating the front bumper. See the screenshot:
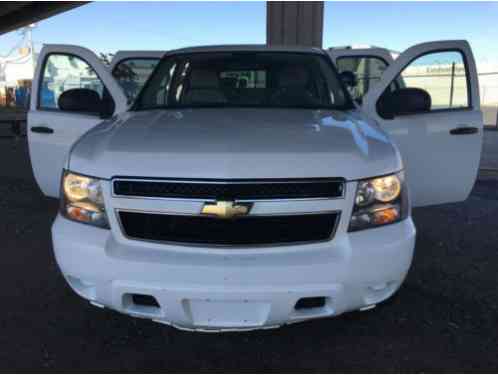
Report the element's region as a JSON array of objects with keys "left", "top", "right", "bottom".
[{"left": 52, "top": 215, "right": 416, "bottom": 332}]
